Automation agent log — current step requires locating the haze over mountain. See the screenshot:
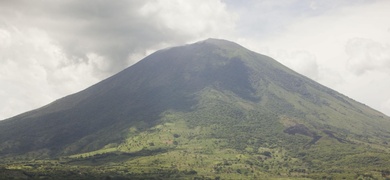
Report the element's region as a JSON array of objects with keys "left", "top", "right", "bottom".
[{"left": 1, "top": 39, "right": 390, "bottom": 179}]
